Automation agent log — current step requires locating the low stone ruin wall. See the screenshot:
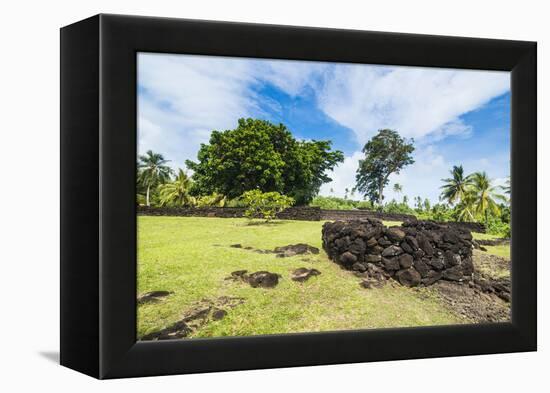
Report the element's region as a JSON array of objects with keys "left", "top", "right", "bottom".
[
  {"left": 445, "top": 221, "right": 486, "bottom": 233},
  {"left": 322, "top": 219, "right": 474, "bottom": 287},
  {"left": 319, "top": 209, "right": 416, "bottom": 223},
  {"left": 138, "top": 206, "right": 246, "bottom": 218},
  {"left": 137, "top": 206, "right": 323, "bottom": 220},
  {"left": 137, "top": 206, "right": 485, "bottom": 233},
  {"left": 138, "top": 206, "right": 415, "bottom": 223}
]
